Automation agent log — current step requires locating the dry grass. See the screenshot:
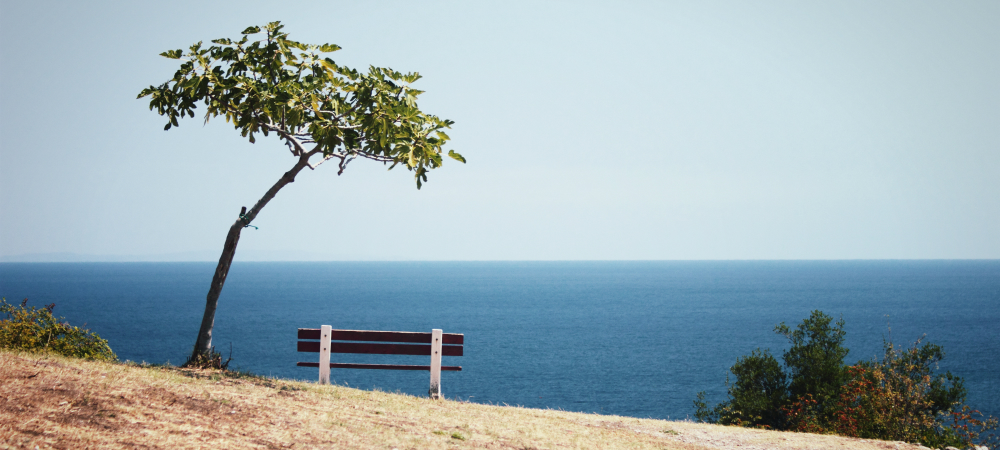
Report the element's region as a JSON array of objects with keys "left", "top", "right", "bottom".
[{"left": 1, "top": 351, "right": 934, "bottom": 450}]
